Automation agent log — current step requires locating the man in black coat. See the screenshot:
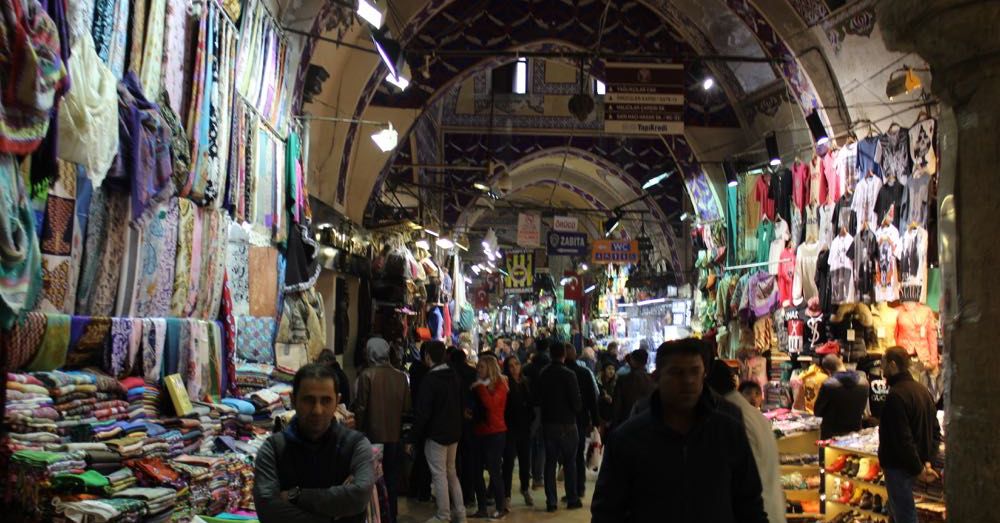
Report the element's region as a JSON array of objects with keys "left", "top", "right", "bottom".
[
  {"left": 411, "top": 341, "right": 466, "bottom": 522},
  {"left": 533, "top": 341, "right": 582, "bottom": 512},
  {"left": 814, "top": 354, "right": 870, "bottom": 439},
  {"left": 566, "top": 345, "right": 599, "bottom": 499},
  {"left": 522, "top": 338, "right": 552, "bottom": 489},
  {"left": 878, "top": 347, "right": 942, "bottom": 523},
  {"left": 592, "top": 338, "right": 768, "bottom": 523},
  {"left": 448, "top": 347, "right": 479, "bottom": 506}
]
